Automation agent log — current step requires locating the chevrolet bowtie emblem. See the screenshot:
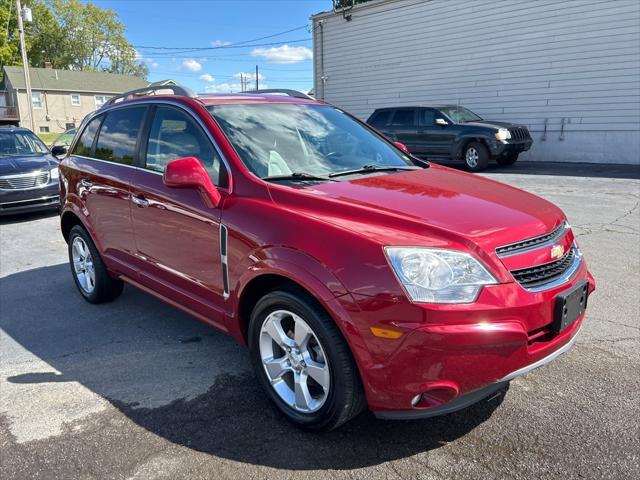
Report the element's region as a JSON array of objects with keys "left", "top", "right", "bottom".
[{"left": 550, "top": 244, "right": 565, "bottom": 260}]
